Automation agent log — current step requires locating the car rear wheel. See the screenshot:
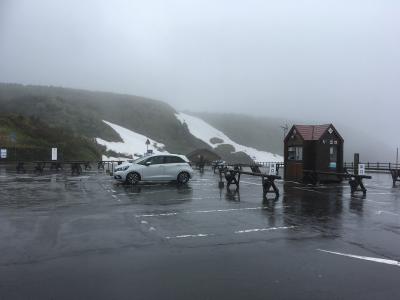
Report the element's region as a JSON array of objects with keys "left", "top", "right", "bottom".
[
  {"left": 126, "top": 172, "right": 140, "bottom": 185},
  {"left": 177, "top": 172, "right": 190, "bottom": 184}
]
